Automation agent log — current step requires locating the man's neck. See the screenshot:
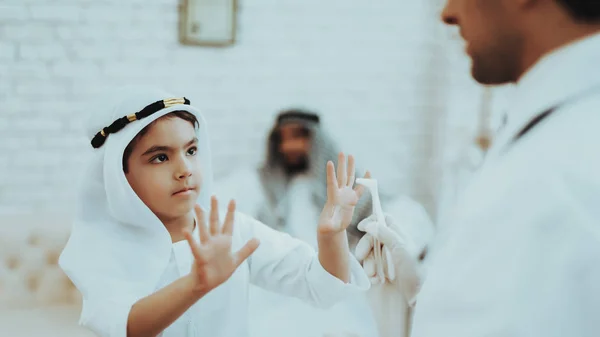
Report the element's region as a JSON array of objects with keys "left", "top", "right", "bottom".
[
  {"left": 161, "top": 212, "right": 195, "bottom": 243},
  {"left": 518, "top": 21, "right": 600, "bottom": 82}
]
